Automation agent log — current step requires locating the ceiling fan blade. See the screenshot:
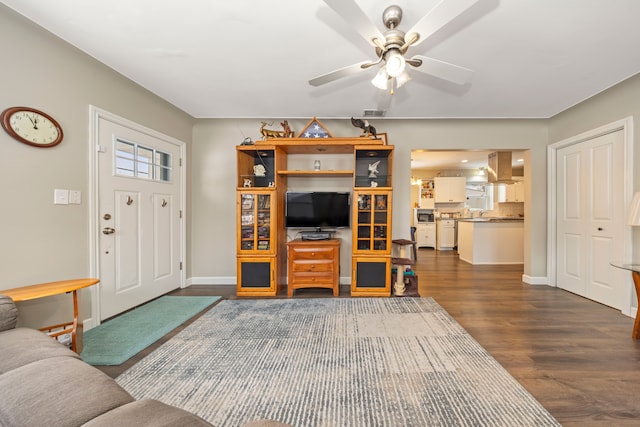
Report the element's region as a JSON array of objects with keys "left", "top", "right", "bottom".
[
  {"left": 322, "top": 0, "right": 385, "bottom": 47},
  {"left": 409, "top": 55, "right": 474, "bottom": 85},
  {"left": 405, "top": 0, "right": 479, "bottom": 47},
  {"left": 309, "top": 61, "right": 373, "bottom": 87}
]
